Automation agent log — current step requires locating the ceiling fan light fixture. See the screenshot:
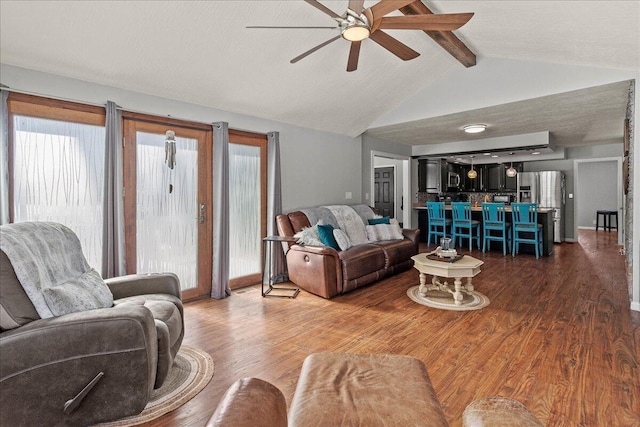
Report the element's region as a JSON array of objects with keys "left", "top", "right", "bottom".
[
  {"left": 342, "top": 24, "right": 370, "bottom": 41},
  {"left": 463, "top": 124, "right": 487, "bottom": 134}
]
